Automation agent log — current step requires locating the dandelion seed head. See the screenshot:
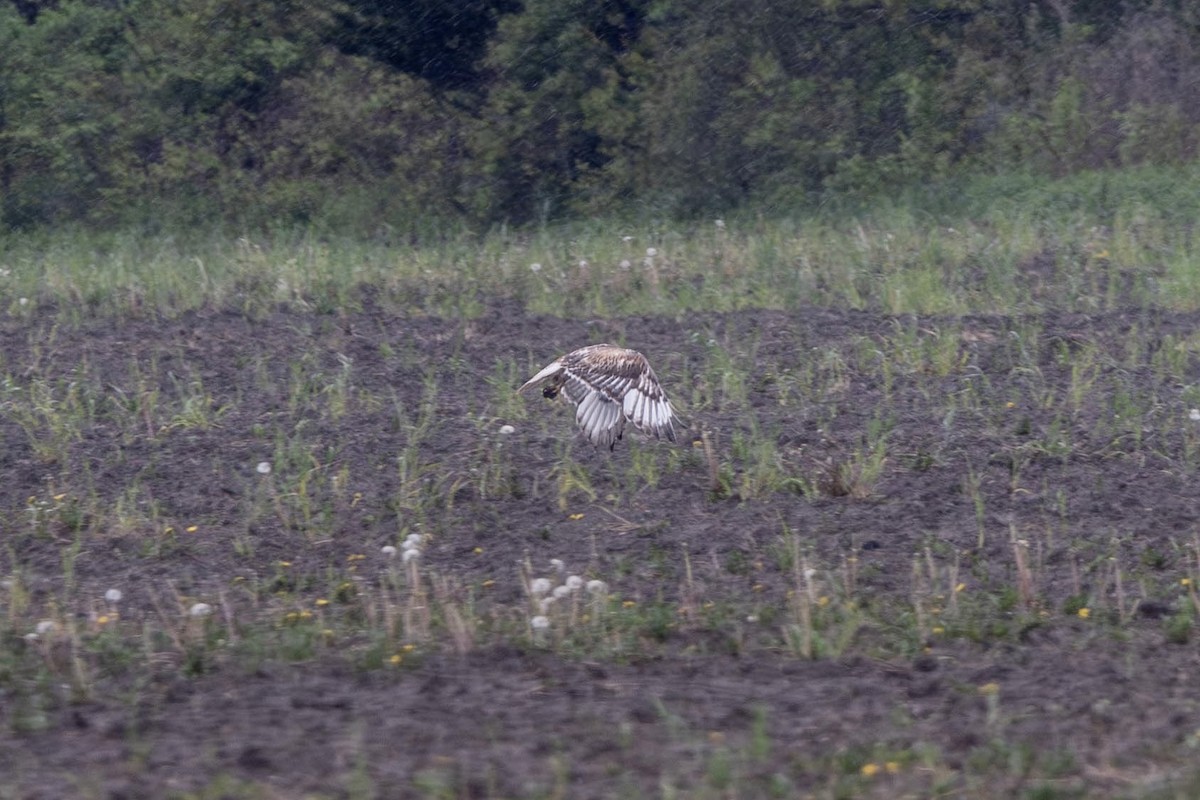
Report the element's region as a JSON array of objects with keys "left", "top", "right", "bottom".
[
  {"left": 621, "top": 235, "right": 633, "bottom": 243},
  {"left": 35, "top": 620, "right": 56, "bottom": 636},
  {"left": 645, "top": 247, "right": 658, "bottom": 258},
  {"left": 530, "top": 577, "right": 553, "bottom": 596},
  {"left": 381, "top": 545, "right": 397, "bottom": 557},
  {"left": 498, "top": 424, "right": 515, "bottom": 435},
  {"left": 538, "top": 597, "right": 554, "bottom": 614},
  {"left": 549, "top": 558, "right": 565, "bottom": 573},
  {"left": 619, "top": 259, "right": 632, "bottom": 270},
  {"left": 530, "top": 615, "right": 550, "bottom": 630},
  {"left": 189, "top": 603, "right": 212, "bottom": 617},
  {"left": 104, "top": 589, "right": 122, "bottom": 603},
  {"left": 529, "top": 262, "right": 542, "bottom": 273},
  {"left": 256, "top": 461, "right": 272, "bottom": 474},
  {"left": 565, "top": 575, "right": 584, "bottom": 591},
  {"left": 552, "top": 585, "right": 571, "bottom": 600},
  {"left": 586, "top": 580, "right": 607, "bottom": 594},
  {"left": 578, "top": 260, "right": 589, "bottom": 269},
  {"left": 714, "top": 219, "right": 725, "bottom": 229},
  {"left": 402, "top": 548, "right": 420, "bottom": 563},
  {"left": 18, "top": 297, "right": 28, "bottom": 306},
  {"left": 1190, "top": 409, "right": 1200, "bottom": 422}
]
